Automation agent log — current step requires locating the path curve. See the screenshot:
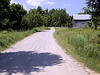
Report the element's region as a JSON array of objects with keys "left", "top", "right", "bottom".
[{"left": 0, "top": 27, "right": 99, "bottom": 75}]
